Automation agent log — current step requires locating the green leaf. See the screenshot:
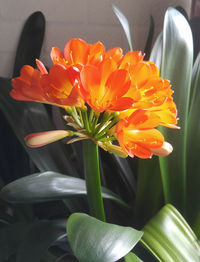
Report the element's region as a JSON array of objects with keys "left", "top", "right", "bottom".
[
  {"left": 0, "top": 78, "right": 78, "bottom": 177},
  {"left": 186, "top": 52, "right": 200, "bottom": 230},
  {"left": 144, "top": 16, "right": 154, "bottom": 60},
  {"left": 149, "top": 33, "right": 162, "bottom": 69},
  {"left": 159, "top": 7, "right": 193, "bottom": 214},
  {"left": 13, "top": 11, "right": 45, "bottom": 77},
  {"left": 16, "top": 220, "right": 66, "bottom": 262},
  {"left": 142, "top": 204, "right": 200, "bottom": 262},
  {"left": 134, "top": 157, "right": 163, "bottom": 228},
  {"left": 112, "top": 4, "right": 133, "bottom": 51},
  {"left": 0, "top": 222, "right": 31, "bottom": 261},
  {"left": 67, "top": 213, "right": 143, "bottom": 262},
  {"left": 0, "top": 171, "right": 128, "bottom": 208},
  {"left": 124, "top": 252, "right": 143, "bottom": 262},
  {"left": 189, "top": 17, "right": 200, "bottom": 60},
  {"left": 112, "top": 155, "right": 136, "bottom": 194}
]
